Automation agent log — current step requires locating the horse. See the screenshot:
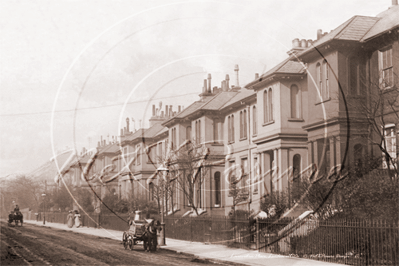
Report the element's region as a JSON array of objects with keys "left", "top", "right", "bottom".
[
  {"left": 143, "top": 219, "right": 161, "bottom": 252},
  {"left": 8, "top": 211, "right": 23, "bottom": 226}
]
